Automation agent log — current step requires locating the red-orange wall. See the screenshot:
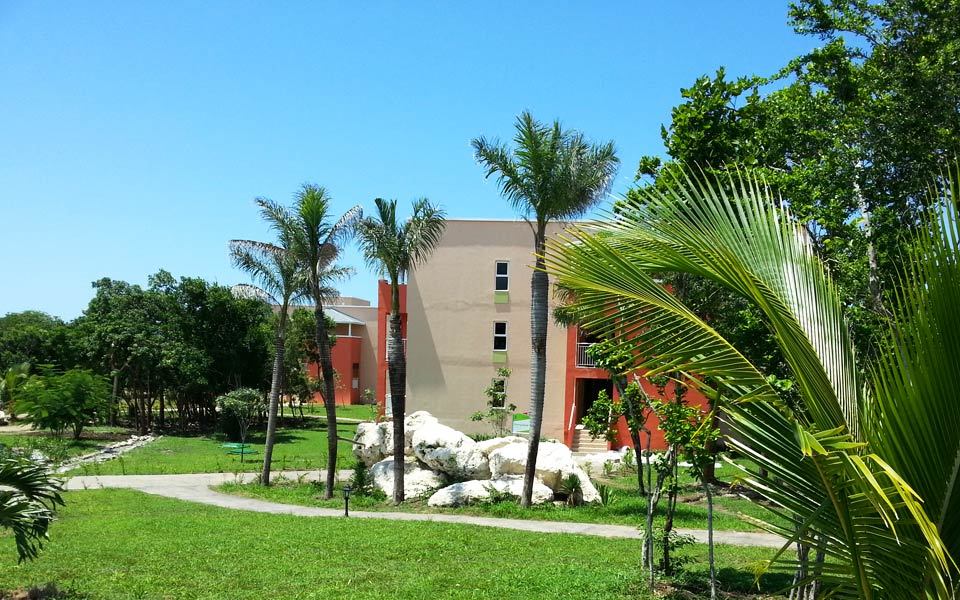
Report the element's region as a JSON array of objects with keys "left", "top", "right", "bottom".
[
  {"left": 562, "top": 326, "right": 711, "bottom": 451},
  {"left": 308, "top": 334, "right": 362, "bottom": 406}
]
